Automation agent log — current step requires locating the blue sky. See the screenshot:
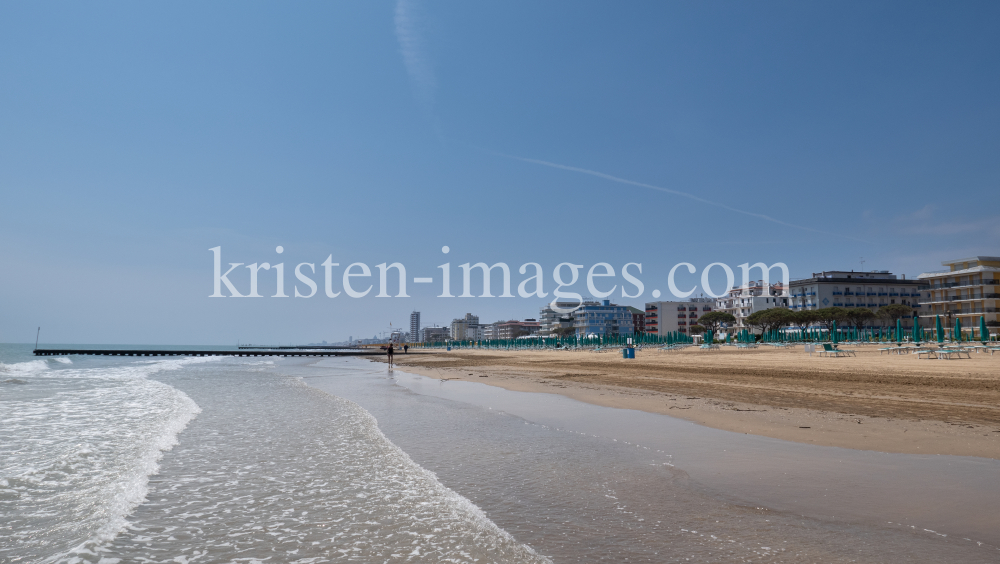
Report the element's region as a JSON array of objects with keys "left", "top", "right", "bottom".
[{"left": 2, "top": 1, "right": 998, "bottom": 344}]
